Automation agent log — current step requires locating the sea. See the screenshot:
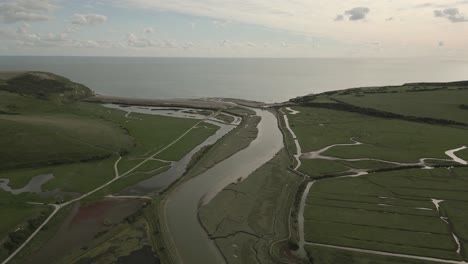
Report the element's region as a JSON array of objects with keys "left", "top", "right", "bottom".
[{"left": 1, "top": 56, "right": 467, "bottom": 103}]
